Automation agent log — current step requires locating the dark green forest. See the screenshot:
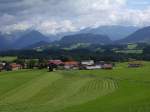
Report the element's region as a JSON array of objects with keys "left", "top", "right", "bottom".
[{"left": 0, "top": 43, "right": 150, "bottom": 62}]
